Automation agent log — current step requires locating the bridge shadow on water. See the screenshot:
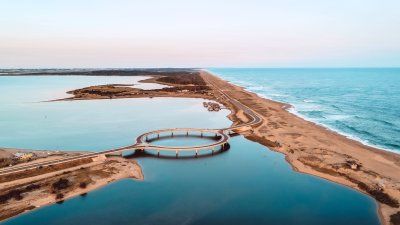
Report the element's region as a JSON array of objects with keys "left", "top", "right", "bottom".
[{"left": 124, "top": 143, "right": 231, "bottom": 160}]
